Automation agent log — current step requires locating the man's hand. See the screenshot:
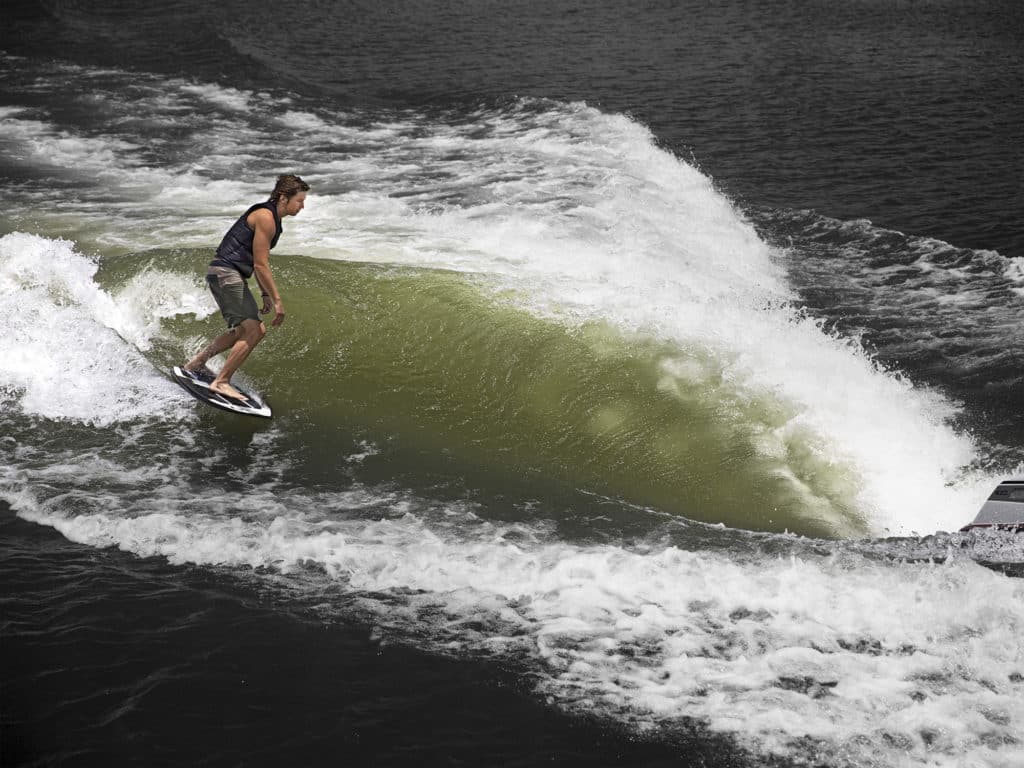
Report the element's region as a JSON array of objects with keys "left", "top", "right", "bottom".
[
  {"left": 260, "top": 294, "right": 272, "bottom": 315},
  {"left": 272, "top": 299, "right": 285, "bottom": 327}
]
